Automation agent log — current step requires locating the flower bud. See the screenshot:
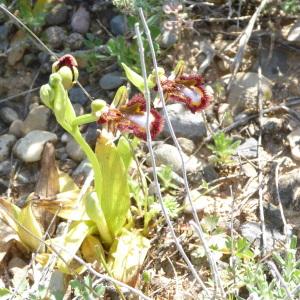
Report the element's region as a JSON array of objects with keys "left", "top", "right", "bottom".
[
  {"left": 52, "top": 54, "right": 79, "bottom": 90},
  {"left": 91, "top": 99, "right": 107, "bottom": 118}
]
